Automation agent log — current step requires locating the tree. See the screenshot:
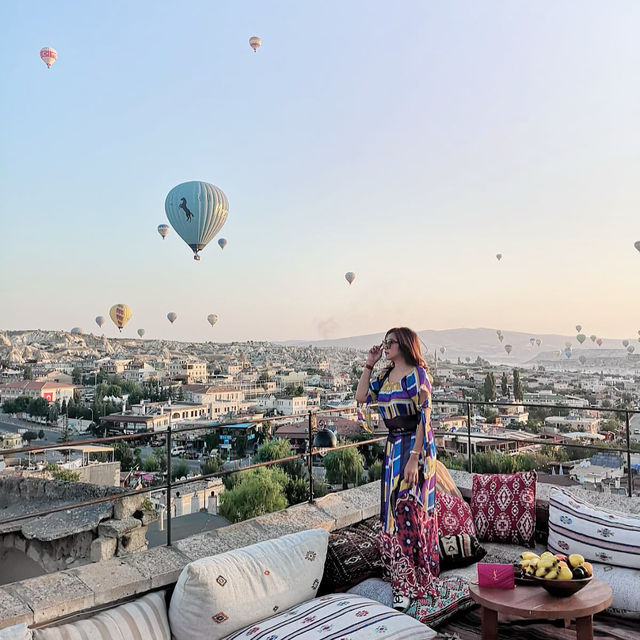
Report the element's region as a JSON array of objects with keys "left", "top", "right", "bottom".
[
  {"left": 513, "top": 369, "right": 523, "bottom": 402},
  {"left": 37, "top": 429, "right": 45, "bottom": 440},
  {"left": 22, "top": 431, "right": 38, "bottom": 444},
  {"left": 284, "top": 477, "right": 309, "bottom": 506},
  {"left": 350, "top": 432, "right": 383, "bottom": 467},
  {"left": 51, "top": 469, "right": 80, "bottom": 482},
  {"left": 71, "top": 368, "right": 82, "bottom": 385},
  {"left": 171, "top": 460, "right": 190, "bottom": 481},
  {"left": 23, "top": 366, "right": 33, "bottom": 380},
  {"left": 219, "top": 467, "right": 288, "bottom": 523},
  {"left": 235, "top": 434, "right": 248, "bottom": 457},
  {"left": 113, "top": 442, "right": 138, "bottom": 471},
  {"left": 27, "top": 397, "right": 49, "bottom": 418},
  {"left": 323, "top": 445, "right": 365, "bottom": 490},
  {"left": 253, "top": 439, "right": 304, "bottom": 479},
  {"left": 368, "top": 460, "right": 383, "bottom": 482},
  {"left": 201, "top": 456, "right": 224, "bottom": 476},
  {"left": 483, "top": 373, "right": 497, "bottom": 402},
  {"left": 142, "top": 455, "right": 161, "bottom": 472},
  {"left": 501, "top": 372, "right": 509, "bottom": 397}
]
